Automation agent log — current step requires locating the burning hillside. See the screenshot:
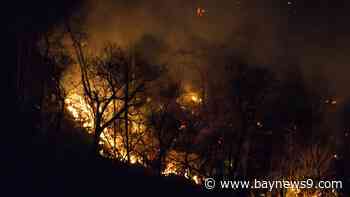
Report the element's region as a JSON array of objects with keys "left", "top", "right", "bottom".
[{"left": 63, "top": 62, "right": 205, "bottom": 184}]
